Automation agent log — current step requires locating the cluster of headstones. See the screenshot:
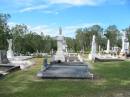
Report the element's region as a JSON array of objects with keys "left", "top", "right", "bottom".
[{"left": 89, "top": 31, "right": 129, "bottom": 60}]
